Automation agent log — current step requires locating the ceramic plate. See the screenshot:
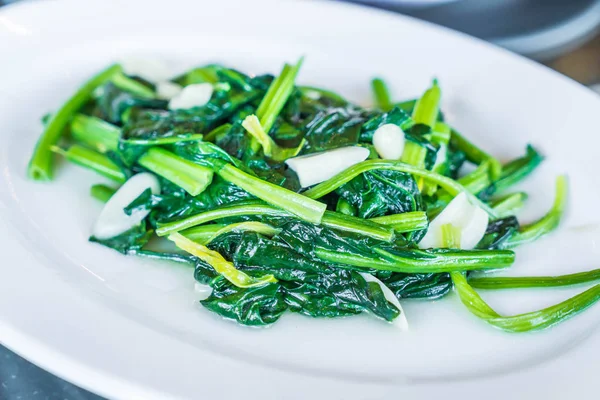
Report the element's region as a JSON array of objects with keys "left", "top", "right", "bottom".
[{"left": 1, "top": 0, "right": 600, "bottom": 398}]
